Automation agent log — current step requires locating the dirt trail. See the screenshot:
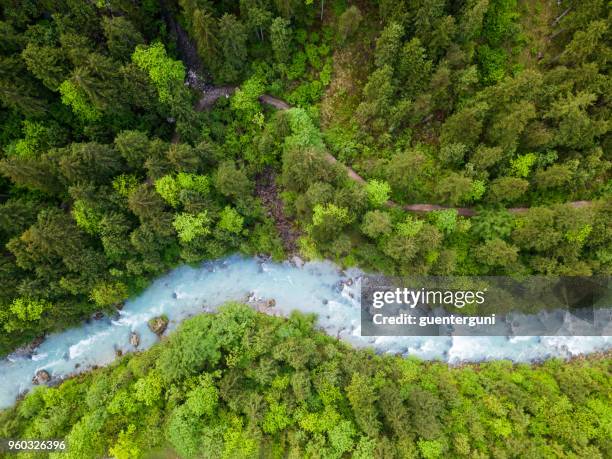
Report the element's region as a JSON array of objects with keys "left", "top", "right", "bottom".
[
  {"left": 194, "top": 89, "right": 595, "bottom": 217},
  {"left": 259, "top": 94, "right": 291, "bottom": 110}
]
